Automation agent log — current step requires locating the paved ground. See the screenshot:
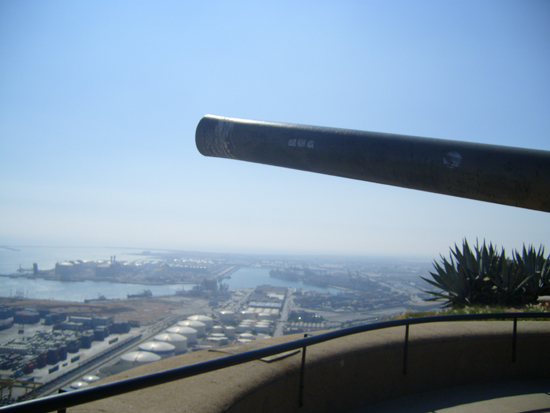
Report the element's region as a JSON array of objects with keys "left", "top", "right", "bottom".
[{"left": 354, "top": 380, "right": 550, "bottom": 413}]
